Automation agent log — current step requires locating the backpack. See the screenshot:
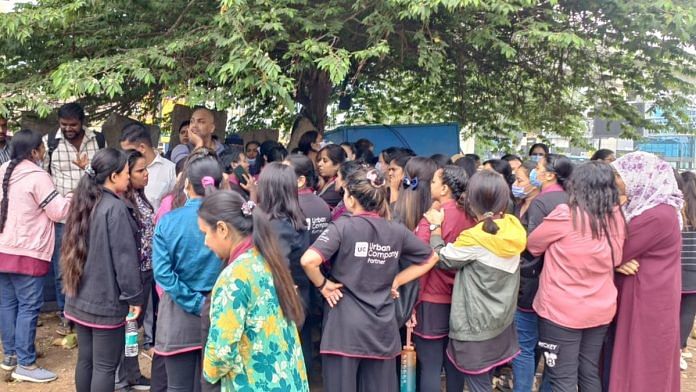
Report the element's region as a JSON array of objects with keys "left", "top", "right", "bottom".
[{"left": 47, "top": 130, "right": 106, "bottom": 175}]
